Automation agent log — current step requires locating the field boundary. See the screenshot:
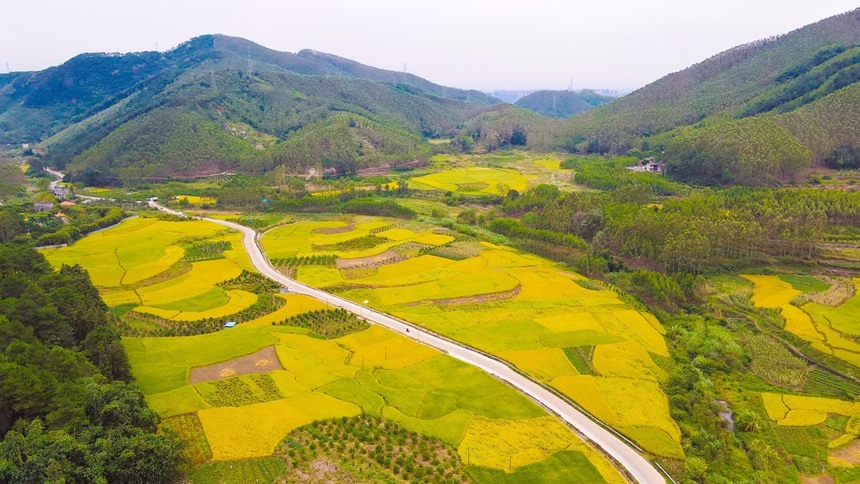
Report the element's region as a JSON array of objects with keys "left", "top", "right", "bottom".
[{"left": 252, "top": 224, "right": 666, "bottom": 483}]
